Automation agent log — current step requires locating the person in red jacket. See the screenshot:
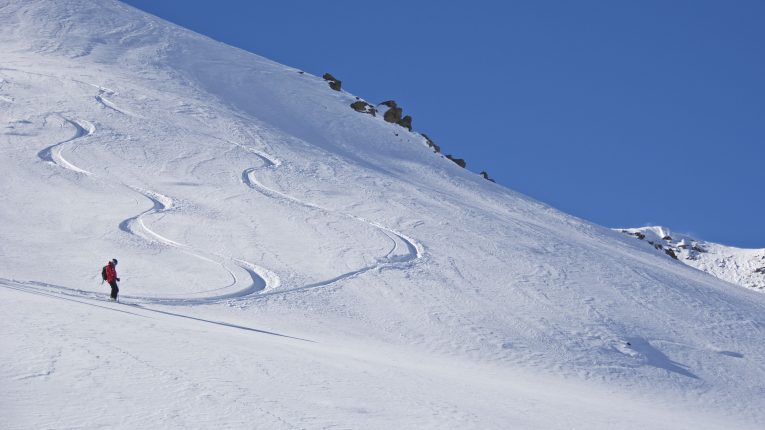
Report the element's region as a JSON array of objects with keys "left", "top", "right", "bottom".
[{"left": 105, "top": 258, "right": 120, "bottom": 301}]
